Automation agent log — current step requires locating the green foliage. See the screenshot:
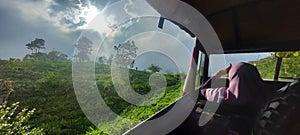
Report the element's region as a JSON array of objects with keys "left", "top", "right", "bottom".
[
  {"left": 89, "top": 76, "right": 182, "bottom": 134},
  {"left": 23, "top": 53, "right": 48, "bottom": 61},
  {"left": 25, "top": 38, "right": 46, "bottom": 54},
  {"left": 36, "top": 71, "right": 72, "bottom": 92},
  {"left": 275, "top": 51, "right": 299, "bottom": 58},
  {"left": 250, "top": 54, "right": 300, "bottom": 80},
  {"left": 250, "top": 56, "right": 277, "bottom": 79},
  {"left": 47, "top": 51, "right": 68, "bottom": 61},
  {"left": 278, "top": 57, "right": 300, "bottom": 79},
  {"left": 1, "top": 60, "right": 92, "bottom": 134},
  {"left": 85, "top": 127, "right": 108, "bottom": 135},
  {"left": 164, "top": 73, "right": 181, "bottom": 86},
  {"left": 0, "top": 102, "right": 44, "bottom": 135},
  {"left": 1, "top": 59, "right": 182, "bottom": 135},
  {"left": 148, "top": 64, "right": 162, "bottom": 73},
  {"left": 23, "top": 51, "right": 69, "bottom": 61},
  {"left": 93, "top": 69, "right": 181, "bottom": 134},
  {"left": 95, "top": 63, "right": 111, "bottom": 74},
  {"left": 98, "top": 56, "right": 107, "bottom": 64}
]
